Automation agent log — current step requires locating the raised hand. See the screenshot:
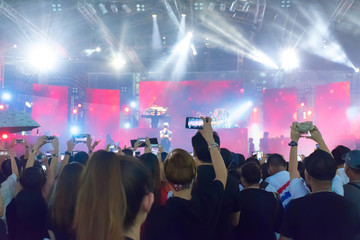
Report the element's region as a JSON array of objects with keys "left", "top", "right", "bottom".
[
  {"left": 290, "top": 122, "right": 301, "bottom": 143},
  {"left": 51, "top": 136, "right": 59, "bottom": 153},
  {"left": 67, "top": 139, "right": 76, "bottom": 153},
  {"left": 306, "top": 126, "right": 323, "bottom": 144},
  {"left": 199, "top": 116, "right": 215, "bottom": 144}
]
